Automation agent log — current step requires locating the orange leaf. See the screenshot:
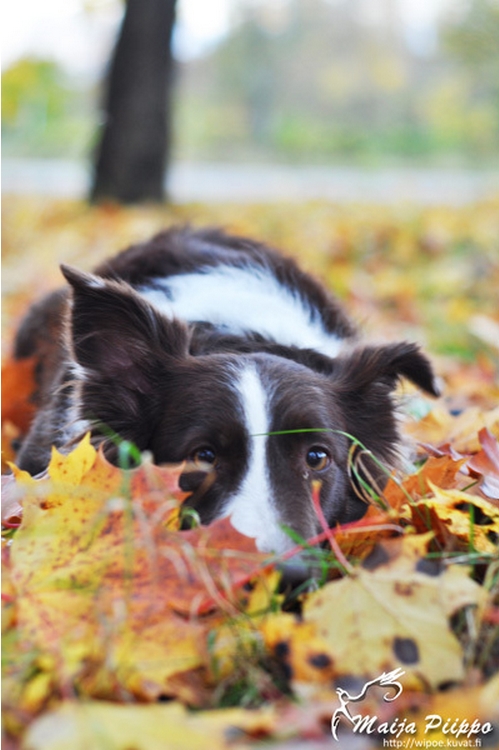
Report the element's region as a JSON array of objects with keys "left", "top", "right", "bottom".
[
  {"left": 384, "top": 455, "right": 468, "bottom": 512},
  {"left": 406, "top": 406, "right": 499, "bottom": 454},
  {"left": 1, "top": 356, "right": 37, "bottom": 434},
  {"left": 6, "top": 438, "right": 272, "bottom": 709}
]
